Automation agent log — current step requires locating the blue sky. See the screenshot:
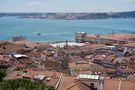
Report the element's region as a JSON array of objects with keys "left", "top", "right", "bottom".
[{"left": 0, "top": 0, "right": 135, "bottom": 12}]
